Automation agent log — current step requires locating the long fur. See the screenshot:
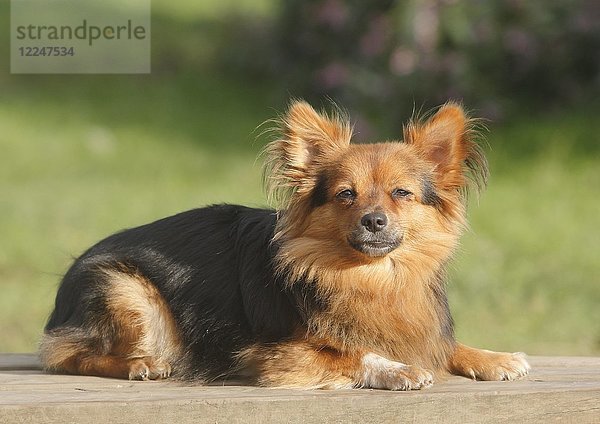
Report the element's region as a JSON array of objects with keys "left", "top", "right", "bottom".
[{"left": 40, "top": 100, "right": 529, "bottom": 389}]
